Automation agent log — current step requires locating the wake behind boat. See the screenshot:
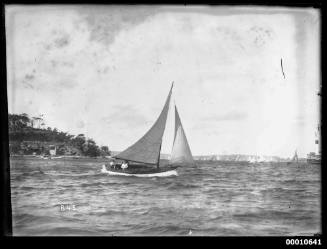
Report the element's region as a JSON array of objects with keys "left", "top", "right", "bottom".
[{"left": 102, "top": 82, "right": 195, "bottom": 177}]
